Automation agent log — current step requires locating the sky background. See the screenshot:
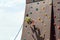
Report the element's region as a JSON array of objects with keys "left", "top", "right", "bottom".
[{"left": 0, "top": 0, "right": 26, "bottom": 40}]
